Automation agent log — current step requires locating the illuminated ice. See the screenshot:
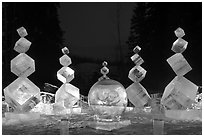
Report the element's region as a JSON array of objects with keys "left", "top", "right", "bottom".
[
  {"left": 126, "top": 82, "right": 150, "bottom": 108},
  {"left": 161, "top": 76, "right": 198, "bottom": 109},
  {"left": 4, "top": 77, "right": 40, "bottom": 112},
  {"left": 61, "top": 47, "right": 69, "bottom": 55},
  {"left": 57, "top": 66, "right": 74, "bottom": 83},
  {"left": 133, "top": 46, "right": 141, "bottom": 54},
  {"left": 14, "top": 38, "right": 31, "bottom": 53},
  {"left": 174, "top": 27, "right": 185, "bottom": 38},
  {"left": 55, "top": 83, "right": 80, "bottom": 108},
  {"left": 59, "top": 54, "right": 72, "bottom": 67},
  {"left": 171, "top": 38, "right": 188, "bottom": 53},
  {"left": 128, "top": 66, "right": 146, "bottom": 83},
  {"left": 131, "top": 54, "right": 144, "bottom": 66},
  {"left": 167, "top": 53, "right": 192, "bottom": 76},
  {"left": 31, "top": 102, "right": 53, "bottom": 115},
  {"left": 17, "top": 27, "right": 28, "bottom": 37},
  {"left": 11, "top": 53, "right": 35, "bottom": 77}
]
